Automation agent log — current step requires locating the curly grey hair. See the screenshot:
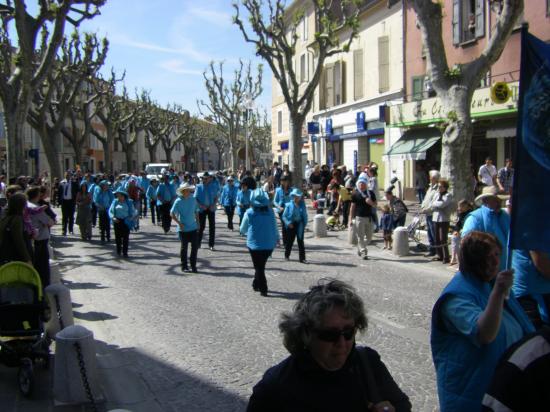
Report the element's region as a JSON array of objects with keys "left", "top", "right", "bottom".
[{"left": 279, "top": 278, "right": 368, "bottom": 354}]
